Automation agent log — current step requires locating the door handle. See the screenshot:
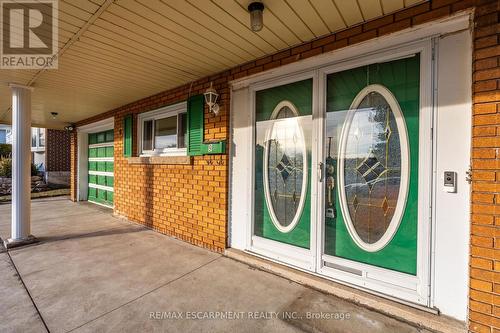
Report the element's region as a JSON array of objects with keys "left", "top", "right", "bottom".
[{"left": 318, "top": 162, "right": 324, "bottom": 182}]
